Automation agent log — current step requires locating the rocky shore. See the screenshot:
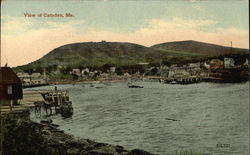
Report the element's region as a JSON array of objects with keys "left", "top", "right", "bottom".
[{"left": 3, "top": 118, "right": 155, "bottom": 155}]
